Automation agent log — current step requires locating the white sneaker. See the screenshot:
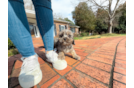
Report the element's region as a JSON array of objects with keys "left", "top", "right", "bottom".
[
  {"left": 18, "top": 54, "right": 42, "bottom": 88},
  {"left": 46, "top": 51, "right": 67, "bottom": 70}
]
